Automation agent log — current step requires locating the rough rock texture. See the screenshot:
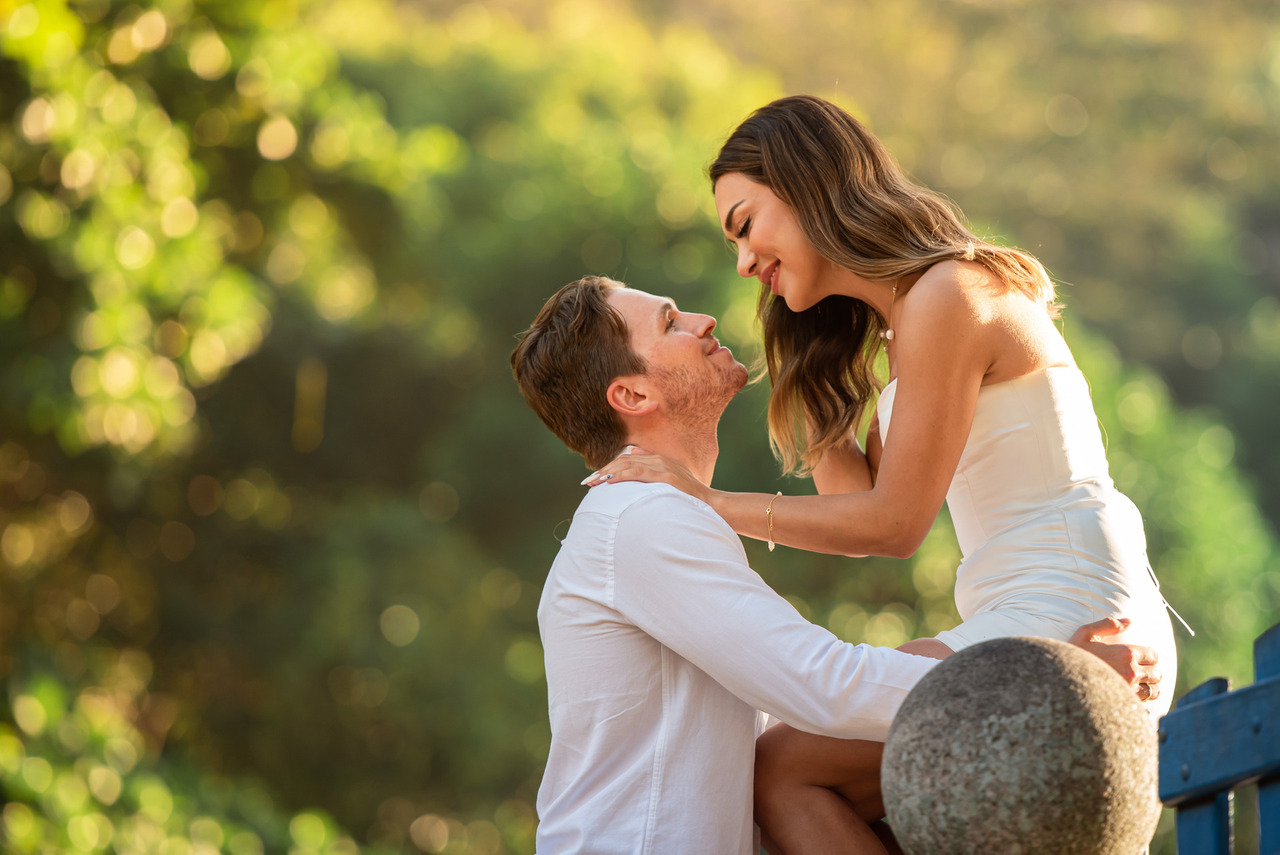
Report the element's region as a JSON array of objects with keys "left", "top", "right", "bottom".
[{"left": 882, "top": 637, "right": 1160, "bottom": 855}]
